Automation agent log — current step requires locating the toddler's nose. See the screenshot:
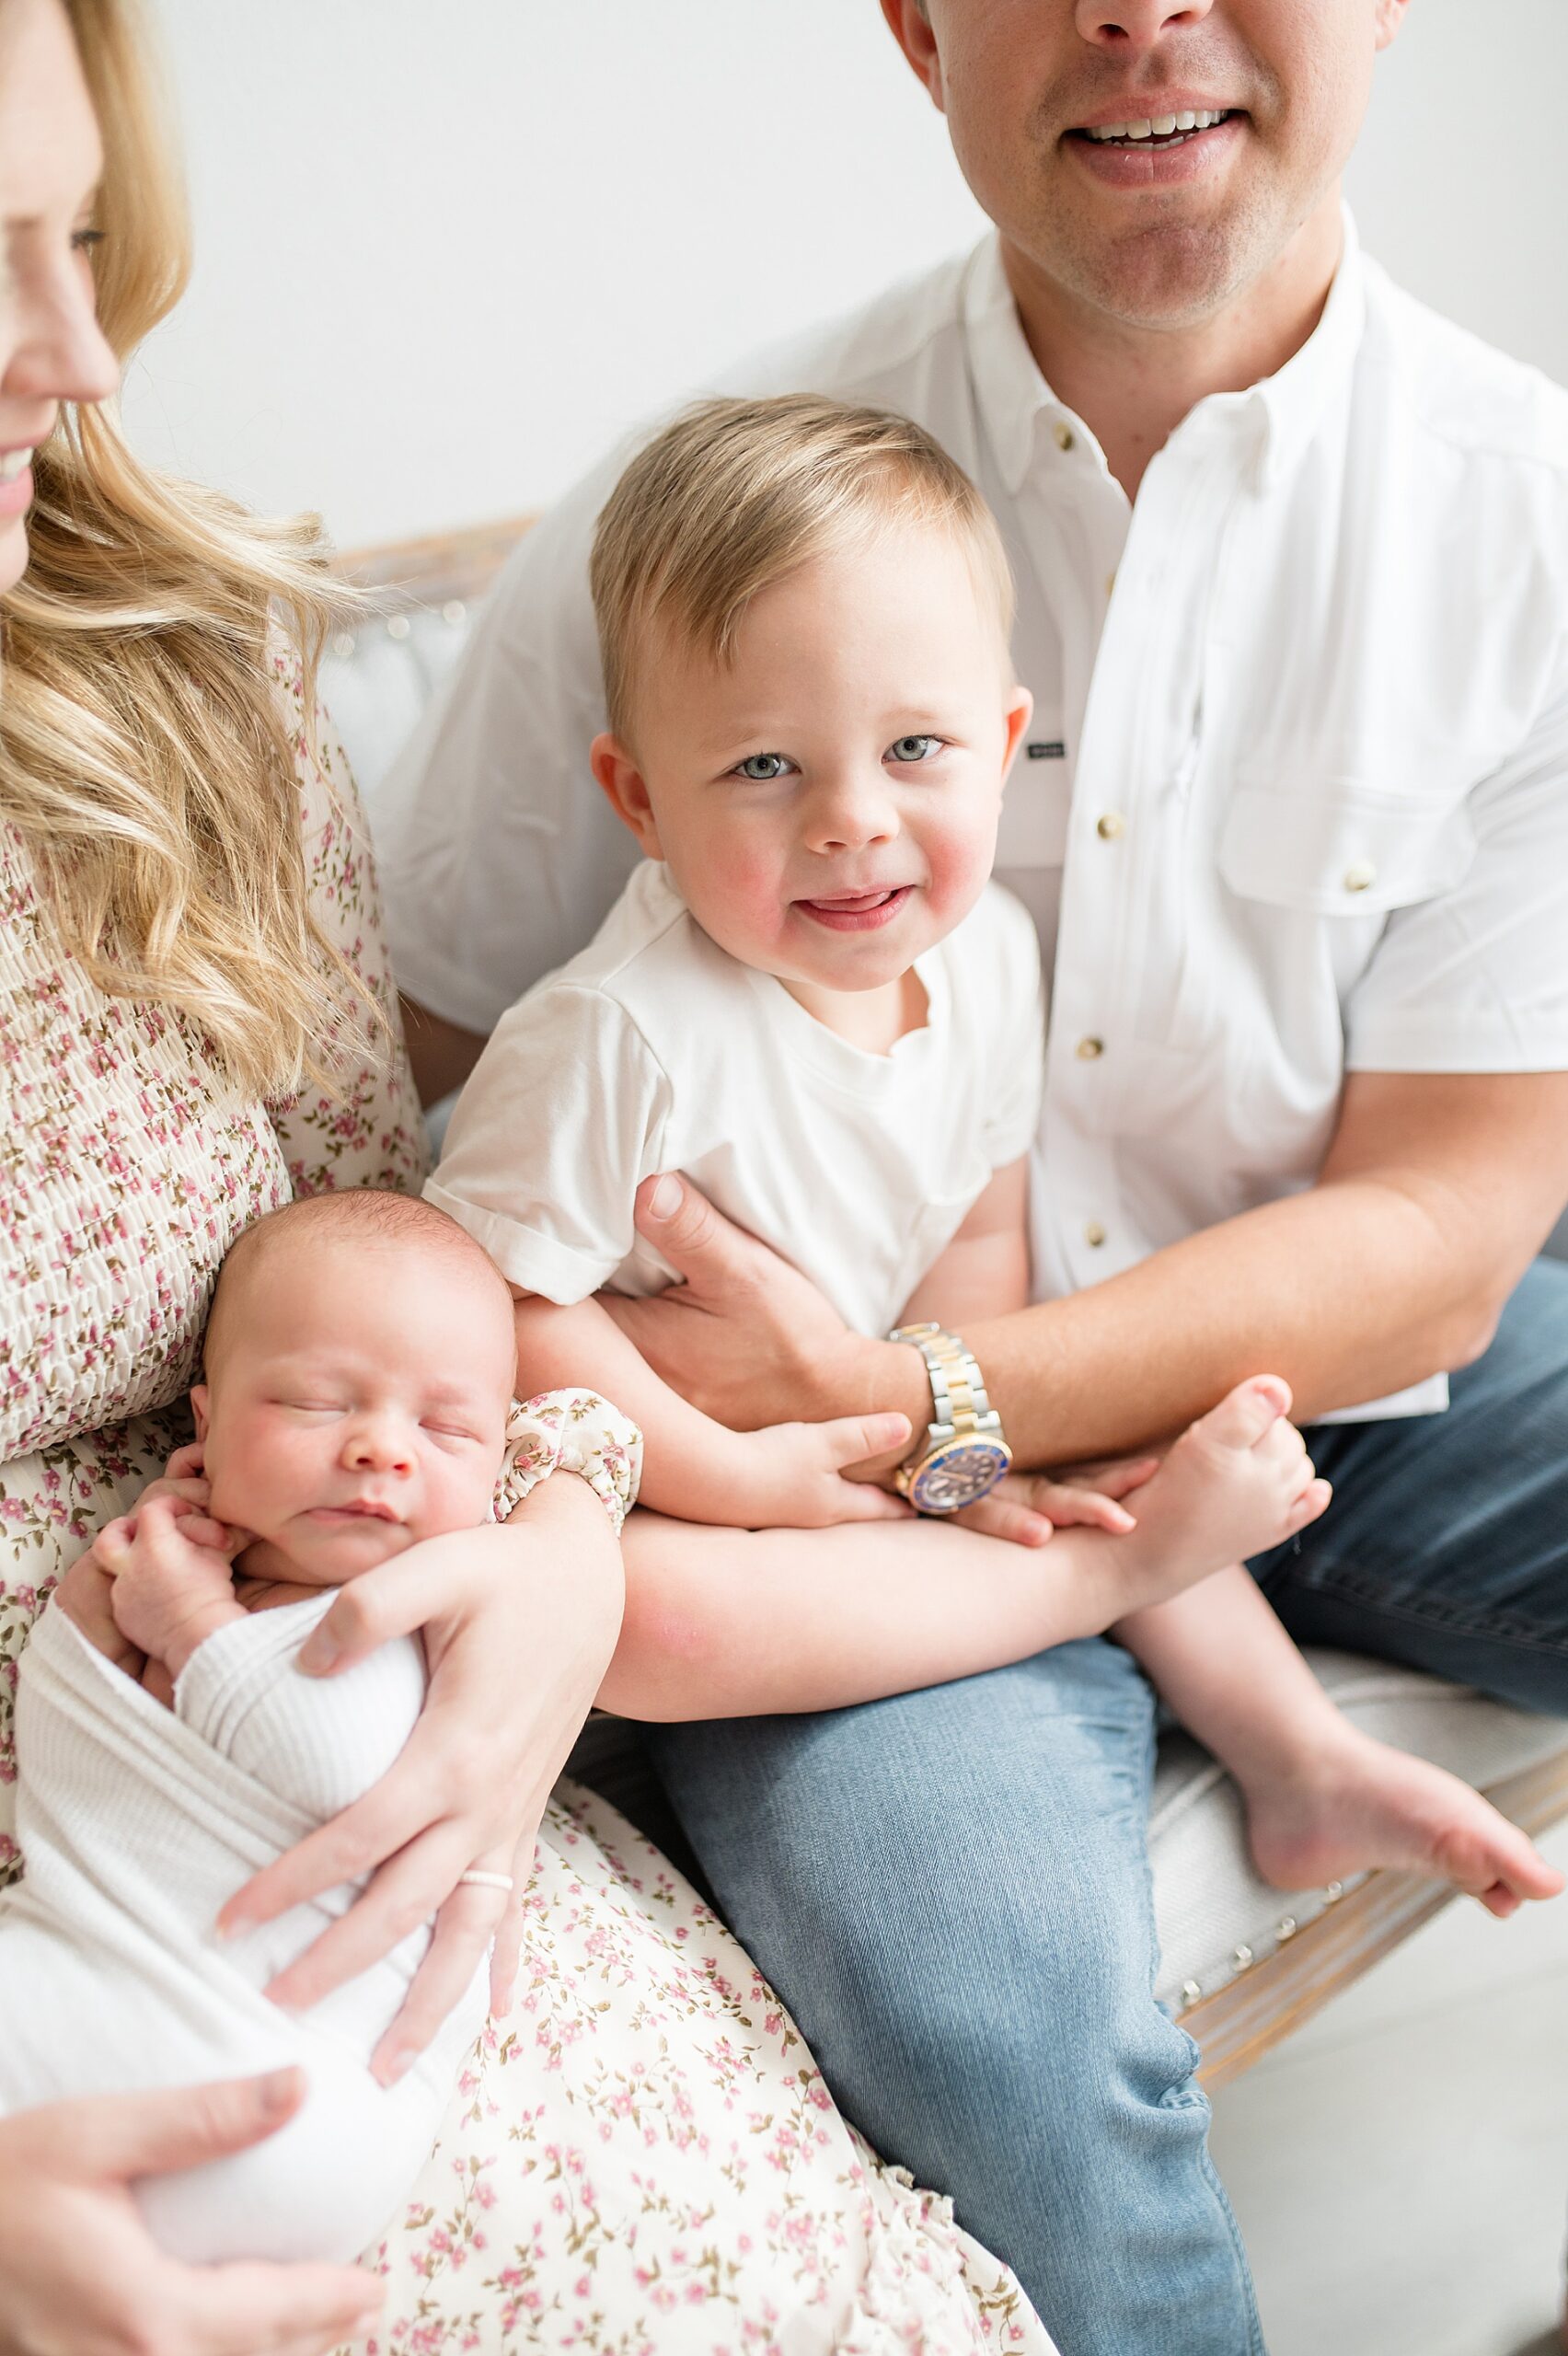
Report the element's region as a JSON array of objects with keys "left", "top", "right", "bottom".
[{"left": 802, "top": 771, "right": 896, "bottom": 853}]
